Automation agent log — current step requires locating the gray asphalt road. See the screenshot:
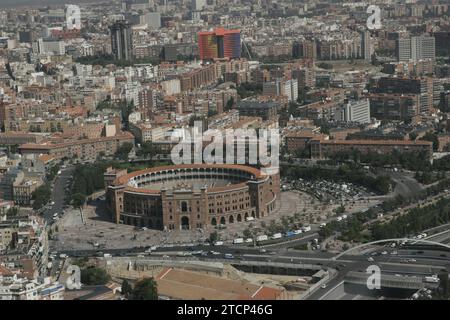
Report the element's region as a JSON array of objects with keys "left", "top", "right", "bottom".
[{"left": 43, "top": 166, "right": 74, "bottom": 224}]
